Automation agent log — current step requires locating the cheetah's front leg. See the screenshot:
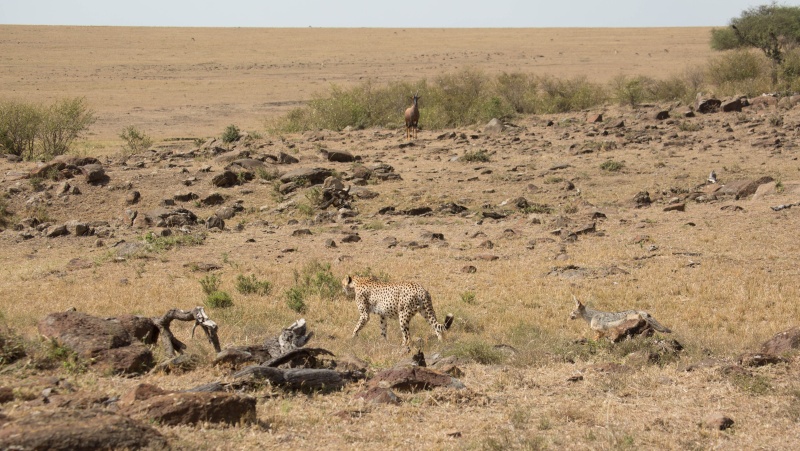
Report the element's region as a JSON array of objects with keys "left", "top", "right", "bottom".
[{"left": 352, "top": 313, "right": 370, "bottom": 338}]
